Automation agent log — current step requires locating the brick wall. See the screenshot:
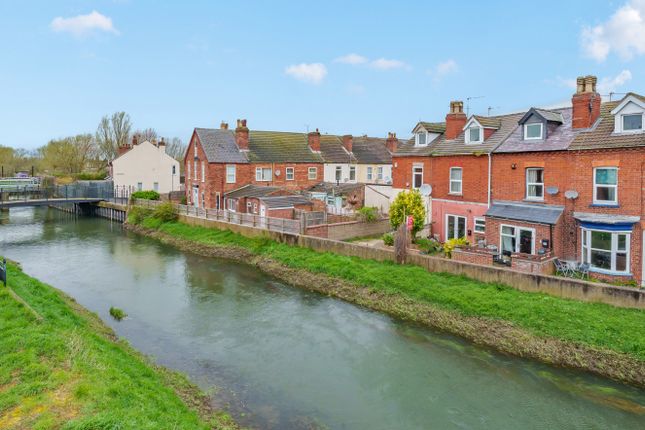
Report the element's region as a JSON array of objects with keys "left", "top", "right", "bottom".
[
  {"left": 430, "top": 155, "right": 489, "bottom": 203},
  {"left": 452, "top": 248, "right": 494, "bottom": 265},
  {"left": 391, "top": 156, "right": 430, "bottom": 189}
]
